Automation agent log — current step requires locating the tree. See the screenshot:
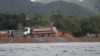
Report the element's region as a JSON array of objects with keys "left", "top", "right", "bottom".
[
  {"left": 50, "top": 13, "right": 81, "bottom": 36},
  {"left": 17, "top": 13, "right": 26, "bottom": 29},
  {"left": 81, "top": 16, "right": 100, "bottom": 37},
  {"left": 0, "top": 14, "right": 6, "bottom": 30},
  {"left": 0, "top": 13, "right": 26, "bottom": 30},
  {"left": 30, "top": 13, "right": 50, "bottom": 27}
]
